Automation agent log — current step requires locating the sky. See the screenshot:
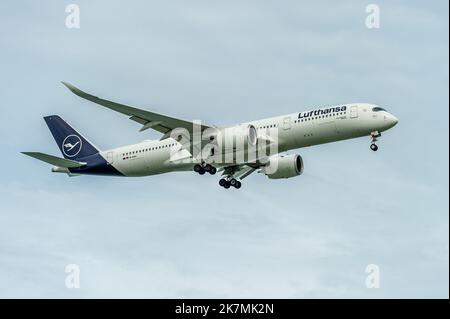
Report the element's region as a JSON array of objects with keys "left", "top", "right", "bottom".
[{"left": 0, "top": 0, "right": 448, "bottom": 298}]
